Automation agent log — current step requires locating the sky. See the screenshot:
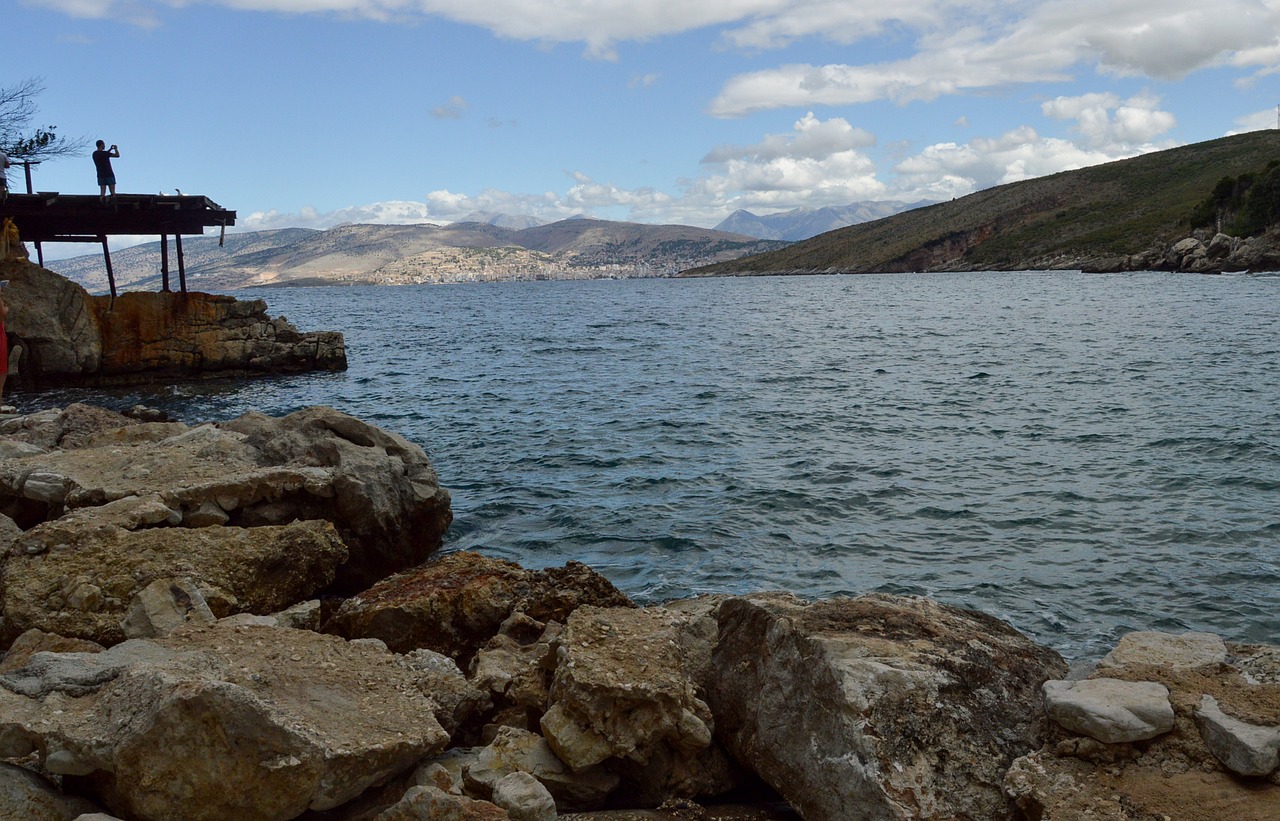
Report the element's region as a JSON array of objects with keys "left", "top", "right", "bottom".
[{"left": 6, "top": 0, "right": 1280, "bottom": 258}]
